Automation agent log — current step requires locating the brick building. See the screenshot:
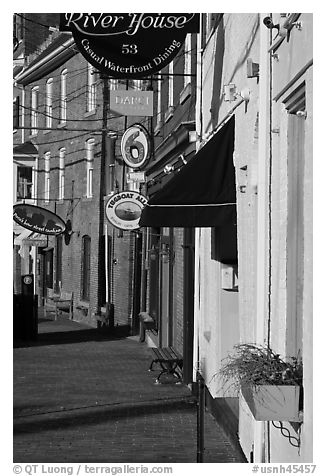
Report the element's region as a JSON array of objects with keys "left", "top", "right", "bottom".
[
  {"left": 13, "top": 14, "right": 143, "bottom": 328},
  {"left": 138, "top": 31, "right": 198, "bottom": 384}
]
